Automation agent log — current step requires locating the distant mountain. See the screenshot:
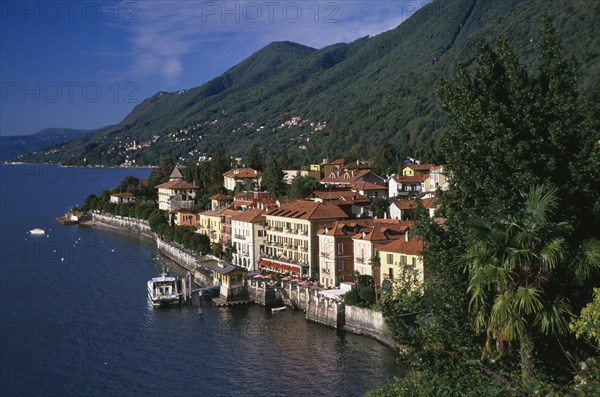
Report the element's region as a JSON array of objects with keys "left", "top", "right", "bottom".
[
  {"left": 18, "top": 0, "right": 600, "bottom": 166},
  {"left": 1, "top": 128, "right": 89, "bottom": 162}
]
